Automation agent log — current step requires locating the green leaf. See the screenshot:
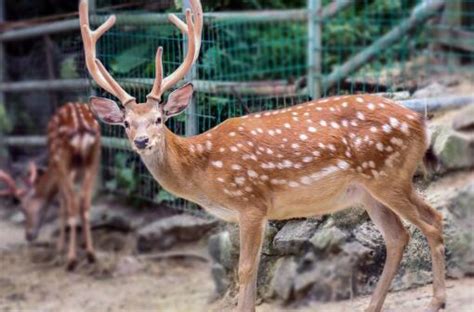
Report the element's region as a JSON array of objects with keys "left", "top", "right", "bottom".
[{"left": 111, "top": 43, "right": 153, "bottom": 74}]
